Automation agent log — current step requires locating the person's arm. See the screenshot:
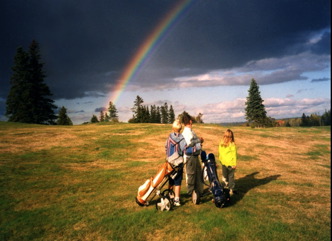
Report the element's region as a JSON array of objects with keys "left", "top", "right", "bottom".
[
  {"left": 218, "top": 143, "right": 224, "bottom": 164},
  {"left": 179, "top": 138, "right": 187, "bottom": 154},
  {"left": 190, "top": 130, "right": 203, "bottom": 145}
]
